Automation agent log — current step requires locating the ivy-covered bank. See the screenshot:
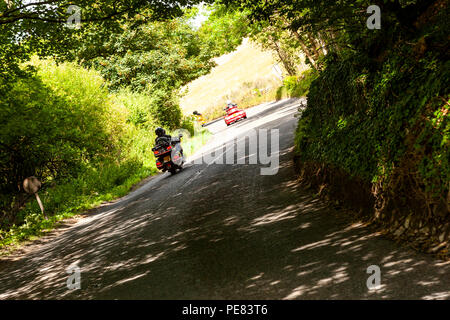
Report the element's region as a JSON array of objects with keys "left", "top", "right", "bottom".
[{"left": 294, "top": 5, "right": 449, "bottom": 257}]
